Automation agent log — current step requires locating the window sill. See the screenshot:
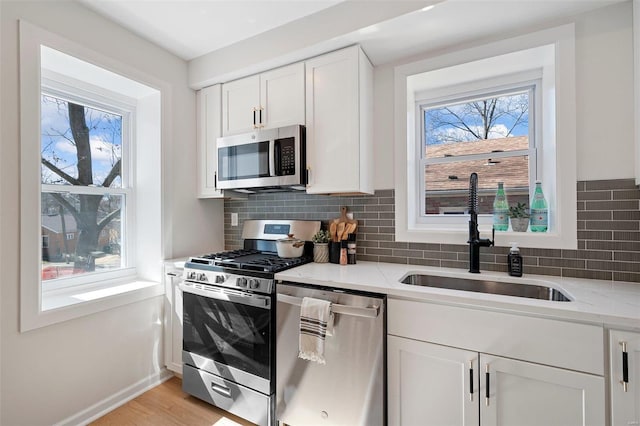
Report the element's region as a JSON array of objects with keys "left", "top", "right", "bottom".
[
  {"left": 396, "top": 226, "right": 577, "bottom": 250},
  {"left": 21, "top": 278, "right": 164, "bottom": 332}
]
